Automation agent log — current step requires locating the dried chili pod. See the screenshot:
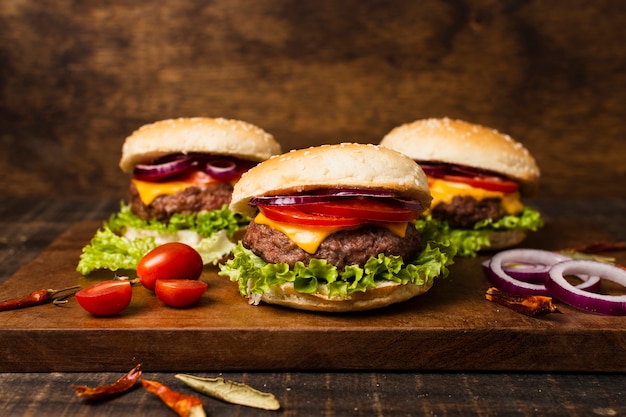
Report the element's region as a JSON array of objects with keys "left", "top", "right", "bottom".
[
  {"left": 72, "top": 364, "right": 142, "bottom": 399},
  {"left": 567, "top": 241, "right": 626, "bottom": 254},
  {"left": 141, "top": 378, "right": 206, "bottom": 417},
  {"left": 0, "top": 285, "right": 80, "bottom": 312},
  {"left": 485, "top": 287, "right": 560, "bottom": 317},
  {"left": 176, "top": 373, "right": 281, "bottom": 410}
]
